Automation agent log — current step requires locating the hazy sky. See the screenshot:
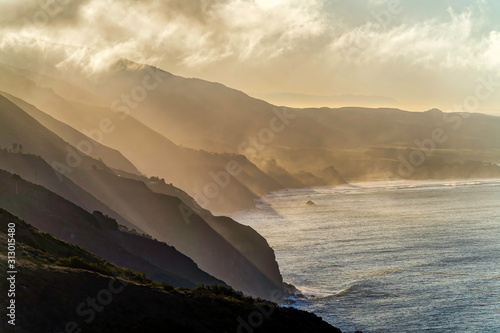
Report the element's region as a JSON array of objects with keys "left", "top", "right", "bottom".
[{"left": 1, "top": 0, "right": 500, "bottom": 113}]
